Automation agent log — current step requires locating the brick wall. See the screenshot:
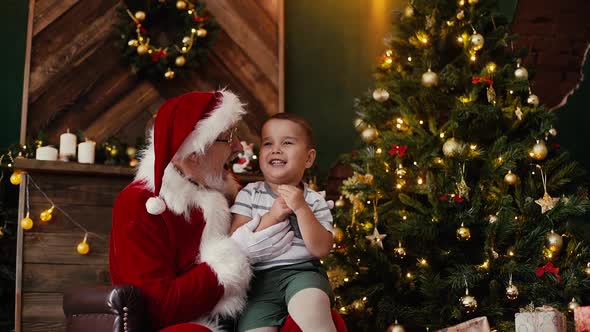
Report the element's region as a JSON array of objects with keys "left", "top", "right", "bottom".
[{"left": 511, "top": 0, "right": 590, "bottom": 109}]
